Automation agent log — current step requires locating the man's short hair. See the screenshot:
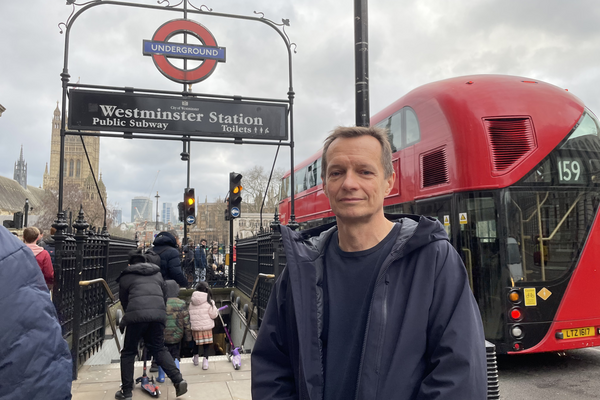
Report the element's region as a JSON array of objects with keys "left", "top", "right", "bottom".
[
  {"left": 23, "top": 227, "right": 40, "bottom": 244},
  {"left": 167, "top": 229, "right": 179, "bottom": 239},
  {"left": 321, "top": 126, "right": 394, "bottom": 181}
]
